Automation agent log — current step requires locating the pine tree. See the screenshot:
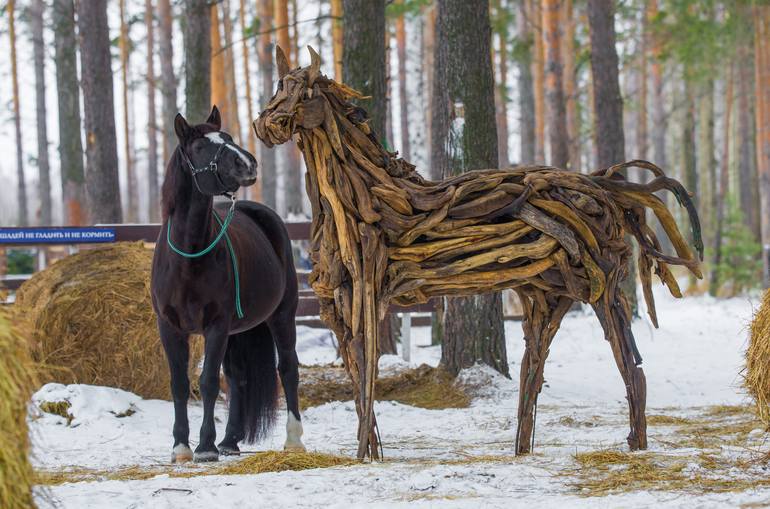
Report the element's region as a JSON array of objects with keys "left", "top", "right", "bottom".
[
  {"left": 146, "top": 0, "right": 160, "bottom": 221},
  {"left": 78, "top": 0, "right": 122, "bottom": 222},
  {"left": 53, "top": 0, "right": 86, "bottom": 225},
  {"left": 8, "top": 0, "right": 28, "bottom": 226},
  {"left": 432, "top": 0, "right": 508, "bottom": 377},
  {"left": 158, "top": 0, "right": 178, "bottom": 164},
  {"left": 184, "top": 0, "right": 212, "bottom": 122},
  {"left": 28, "top": 0, "right": 51, "bottom": 224}
]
